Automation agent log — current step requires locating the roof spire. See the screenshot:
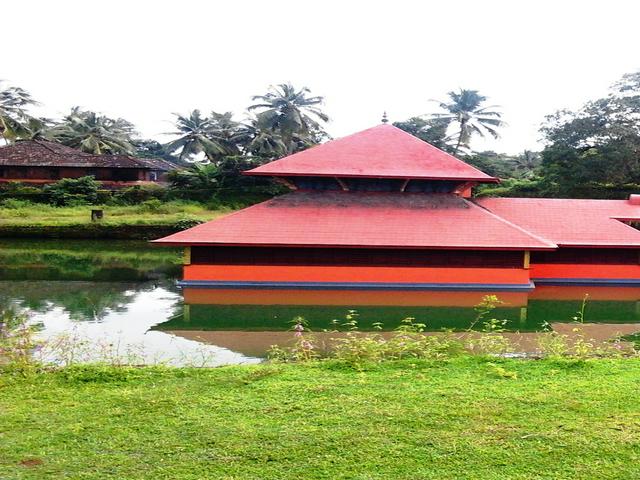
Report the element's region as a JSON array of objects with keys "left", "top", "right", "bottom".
[{"left": 381, "top": 111, "right": 388, "bottom": 124}]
